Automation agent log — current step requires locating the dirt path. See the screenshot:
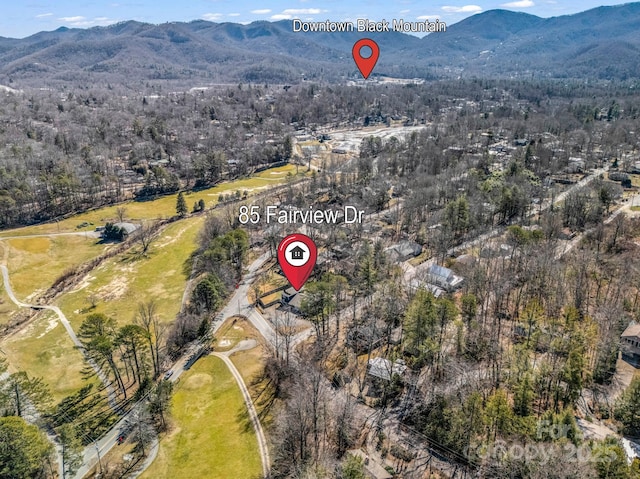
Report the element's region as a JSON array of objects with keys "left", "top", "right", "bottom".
[{"left": 0, "top": 231, "right": 101, "bottom": 240}]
